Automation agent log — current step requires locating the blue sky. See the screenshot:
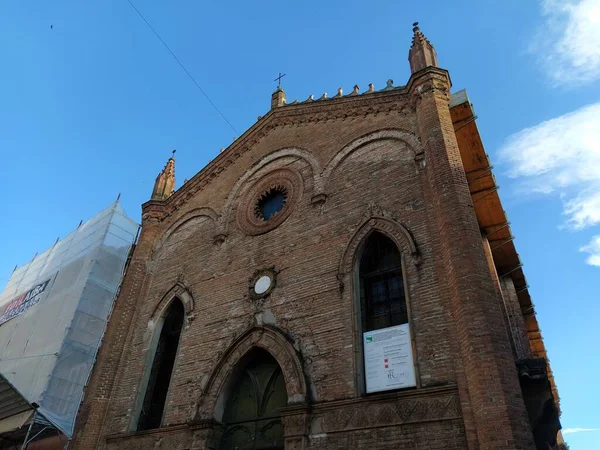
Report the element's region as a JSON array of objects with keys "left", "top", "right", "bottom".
[{"left": 1, "top": 0, "right": 599, "bottom": 447}]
